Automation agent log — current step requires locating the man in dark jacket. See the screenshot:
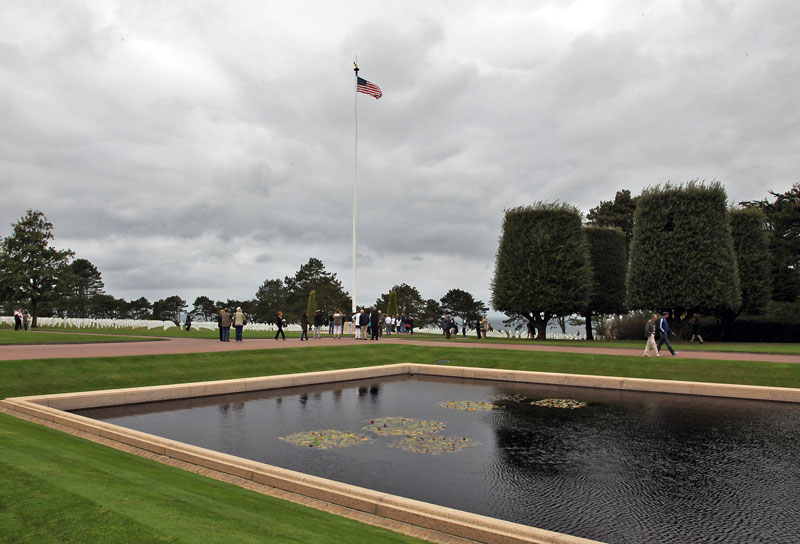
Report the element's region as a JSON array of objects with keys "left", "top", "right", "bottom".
[
  {"left": 369, "top": 306, "right": 381, "bottom": 340},
  {"left": 359, "top": 309, "right": 370, "bottom": 340},
  {"left": 313, "top": 310, "right": 323, "bottom": 339},
  {"left": 657, "top": 311, "right": 678, "bottom": 356}
]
